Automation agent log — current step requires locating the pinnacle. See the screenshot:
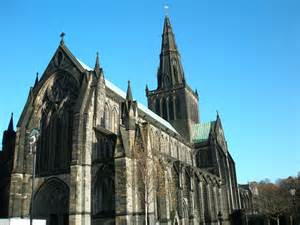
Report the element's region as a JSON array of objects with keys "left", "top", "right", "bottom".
[
  {"left": 126, "top": 80, "right": 133, "bottom": 101},
  {"left": 8, "top": 113, "right": 14, "bottom": 131},
  {"left": 34, "top": 72, "right": 39, "bottom": 87},
  {"left": 95, "top": 52, "right": 100, "bottom": 70}
]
